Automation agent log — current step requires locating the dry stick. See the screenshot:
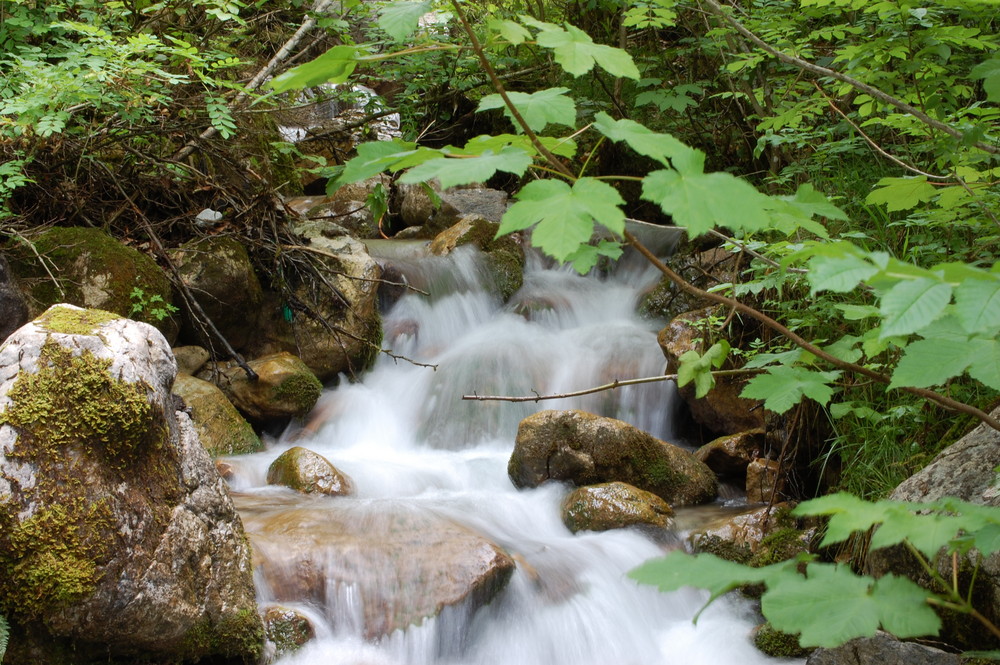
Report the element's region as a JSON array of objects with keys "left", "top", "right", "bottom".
[
  {"left": 698, "top": 0, "right": 1000, "bottom": 156},
  {"left": 461, "top": 369, "right": 760, "bottom": 402},
  {"left": 625, "top": 230, "right": 1000, "bottom": 433},
  {"left": 172, "top": 0, "right": 338, "bottom": 161}
]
